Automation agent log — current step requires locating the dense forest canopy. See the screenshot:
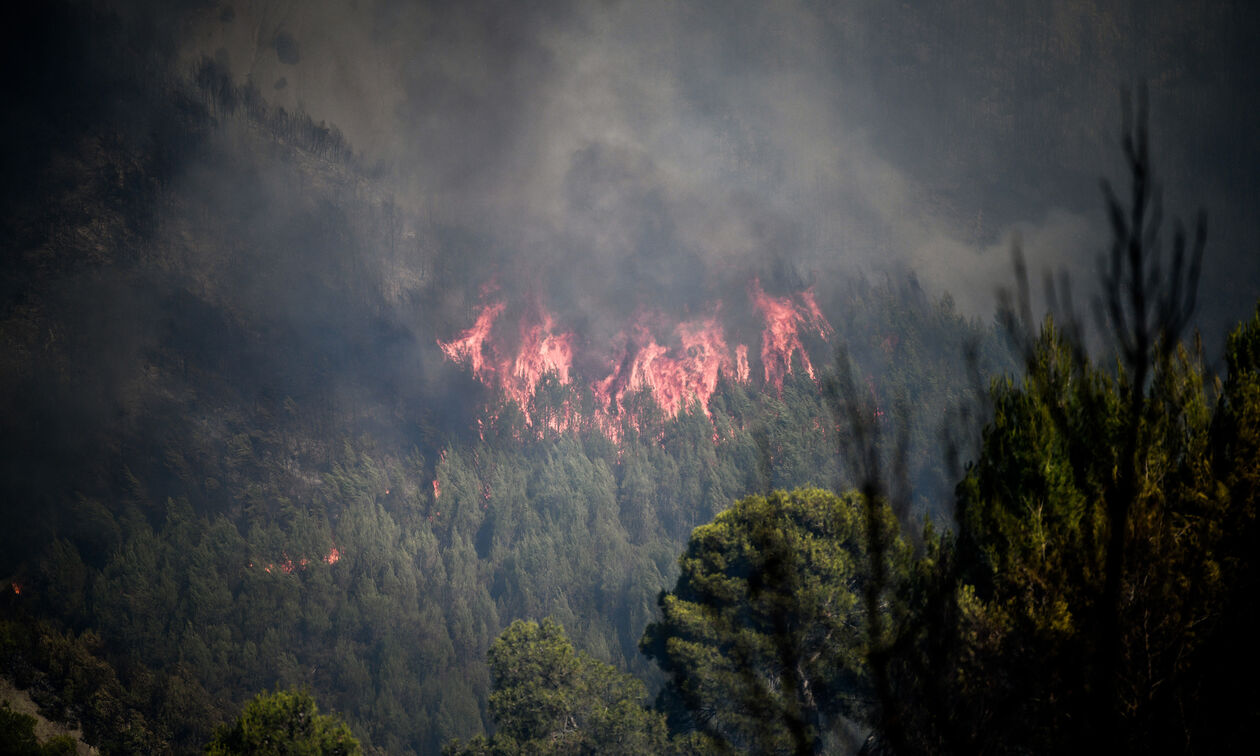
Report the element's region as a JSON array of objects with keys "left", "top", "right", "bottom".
[{"left": 2, "top": 1, "right": 1258, "bottom": 754}]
